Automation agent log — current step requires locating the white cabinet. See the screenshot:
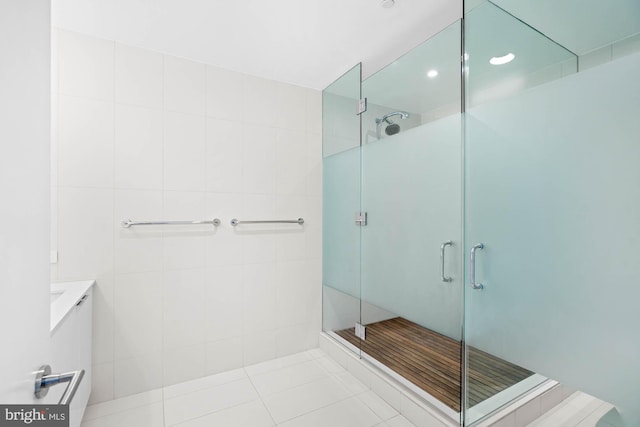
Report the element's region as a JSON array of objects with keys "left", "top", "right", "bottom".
[{"left": 50, "top": 286, "right": 92, "bottom": 427}]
